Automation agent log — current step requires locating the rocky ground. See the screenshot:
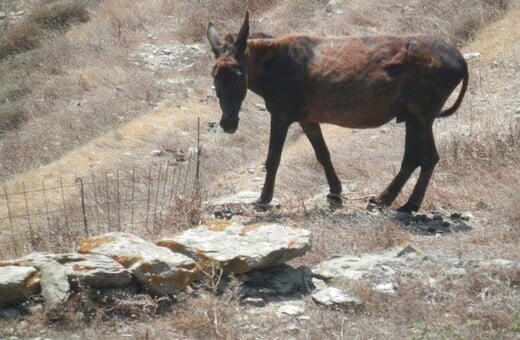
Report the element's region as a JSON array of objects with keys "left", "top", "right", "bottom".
[{"left": 3, "top": 186, "right": 518, "bottom": 339}]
